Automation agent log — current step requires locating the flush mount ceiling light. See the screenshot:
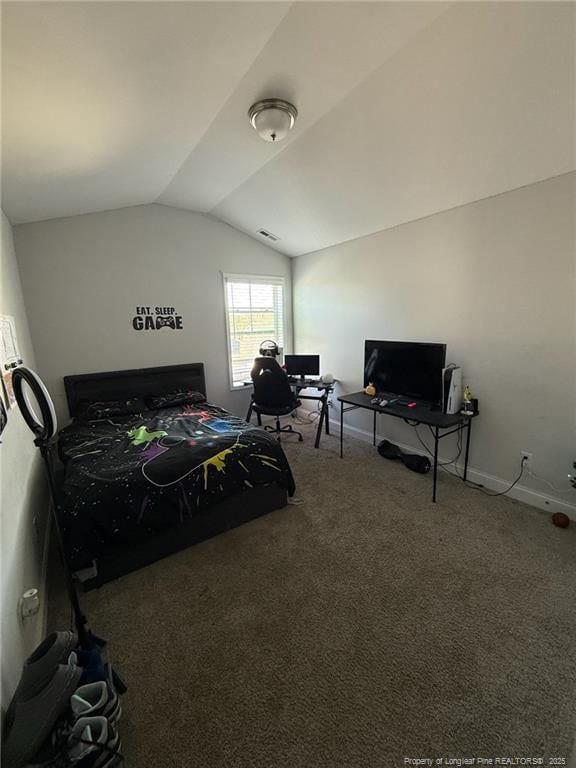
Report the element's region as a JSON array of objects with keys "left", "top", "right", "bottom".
[{"left": 248, "top": 99, "right": 298, "bottom": 143}]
